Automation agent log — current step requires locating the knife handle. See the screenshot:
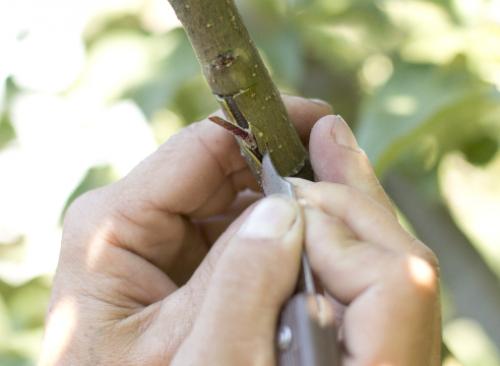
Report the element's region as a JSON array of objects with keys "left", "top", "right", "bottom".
[{"left": 277, "top": 293, "right": 340, "bottom": 366}]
